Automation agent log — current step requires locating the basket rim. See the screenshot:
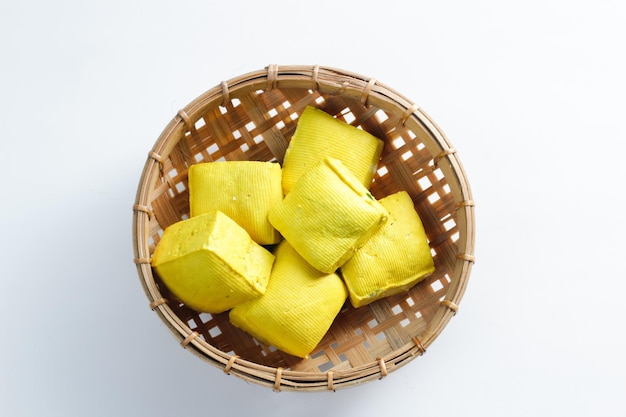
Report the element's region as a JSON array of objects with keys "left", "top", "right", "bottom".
[{"left": 132, "top": 64, "right": 475, "bottom": 392}]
